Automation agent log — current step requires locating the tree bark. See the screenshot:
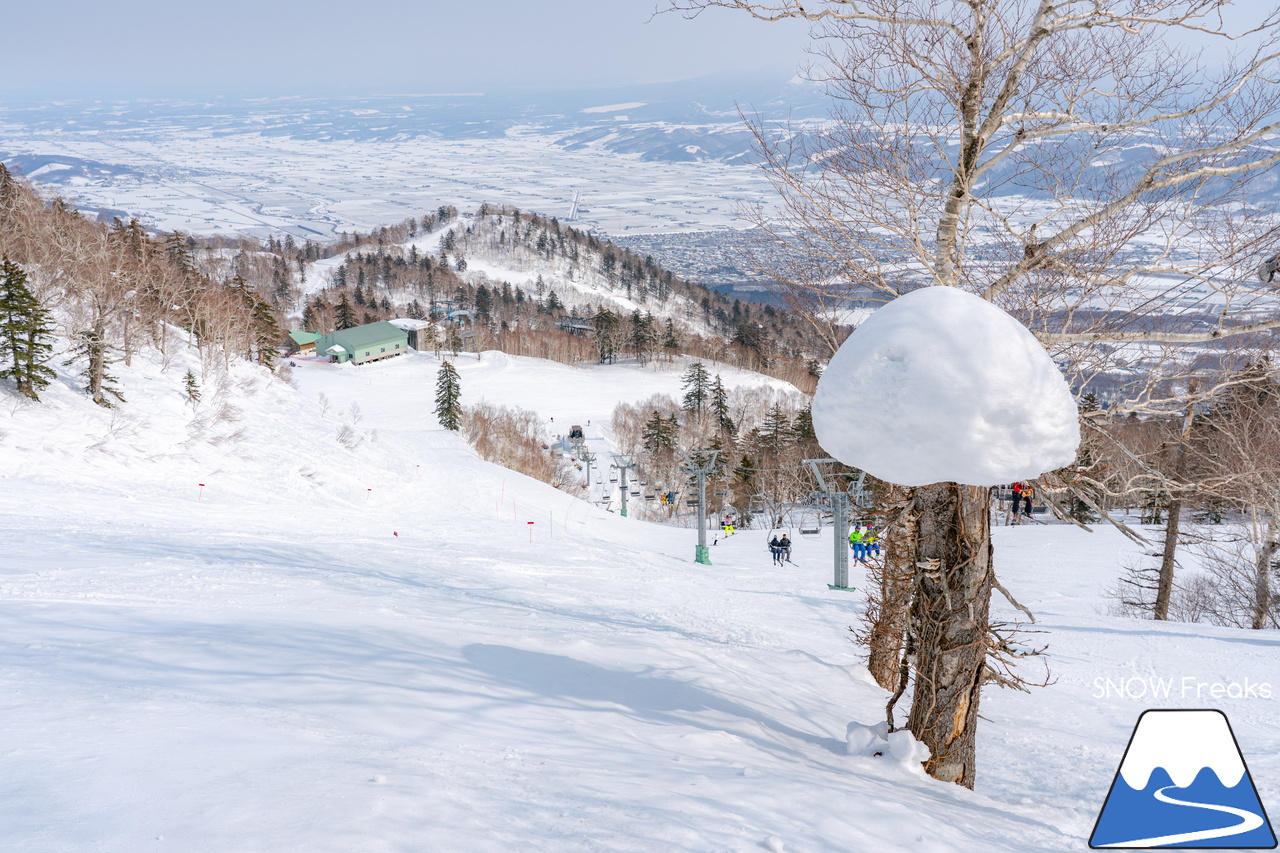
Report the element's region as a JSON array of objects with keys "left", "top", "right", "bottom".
[
  {"left": 1153, "top": 494, "right": 1182, "bottom": 620},
  {"left": 1252, "top": 527, "right": 1276, "bottom": 631},
  {"left": 1154, "top": 394, "right": 1196, "bottom": 620},
  {"left": 868, "top": 487, "right": 916, "bottom": 690},
  {"left": 906, "top": 482, "right": 993, "bottom": 789}
]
